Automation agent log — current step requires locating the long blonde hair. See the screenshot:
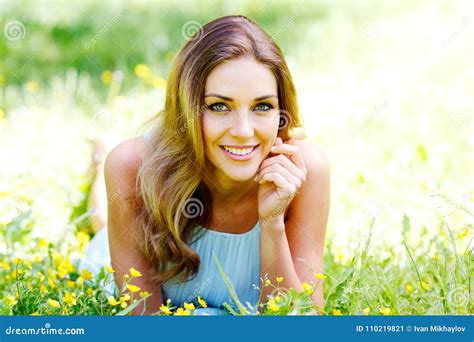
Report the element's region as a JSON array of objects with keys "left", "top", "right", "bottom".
[{"left": 132, "top": 15, "right": 303, "bottom": 286}]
